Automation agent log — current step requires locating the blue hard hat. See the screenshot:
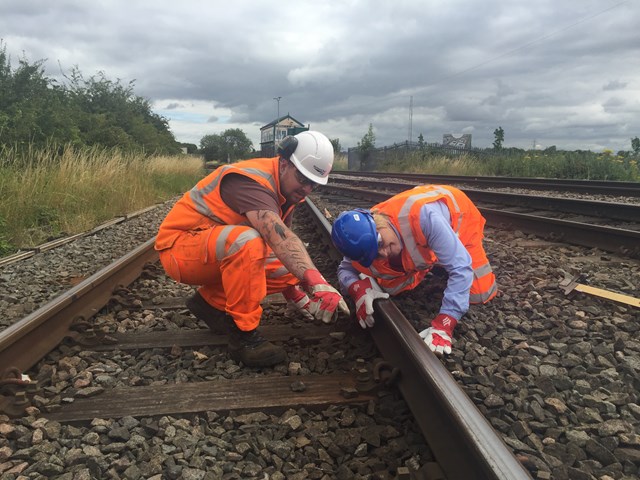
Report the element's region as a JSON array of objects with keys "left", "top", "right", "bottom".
[{"left": 331, "top": 209, "right": 378, "bottom": 267}]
